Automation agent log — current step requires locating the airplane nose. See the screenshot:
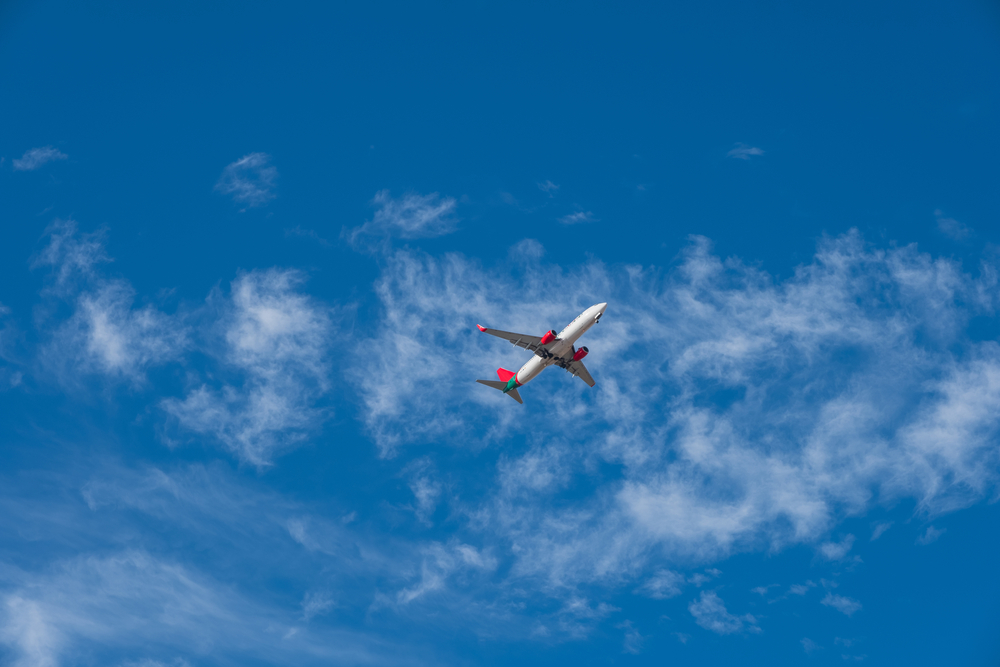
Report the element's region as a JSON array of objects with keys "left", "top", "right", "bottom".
[{"left": 597, "top": 302, "right": 608, "bottom": 312}]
